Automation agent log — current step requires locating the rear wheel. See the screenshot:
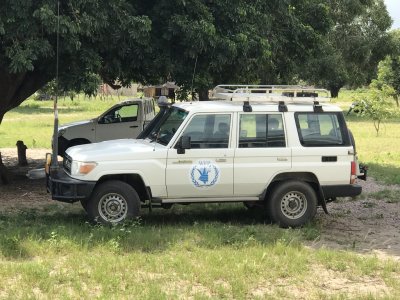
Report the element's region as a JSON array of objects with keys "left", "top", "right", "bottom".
[
  {"left": 267, "top": 181, "right": 317, "bottom": 228},
  {"left": 87, "top": 180, "right": 140, "bottom": 224}
]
